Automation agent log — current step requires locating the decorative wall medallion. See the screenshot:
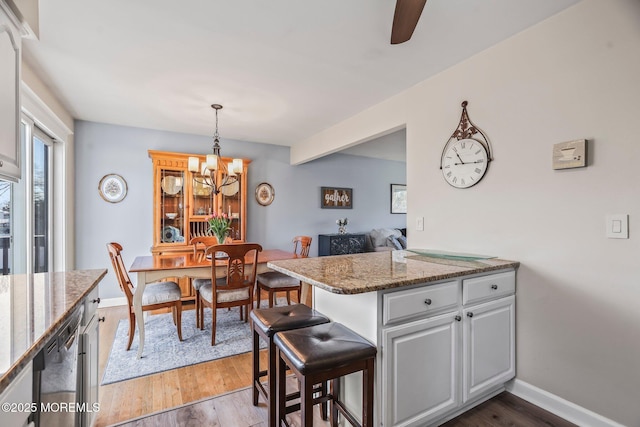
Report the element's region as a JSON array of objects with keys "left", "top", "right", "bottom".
[
  {"left": 440, "top": 101, "right": 493, "bottom": 189},
  {"left": 99, "top": 174, "right": 128, "bottom": 203},
  {"left": 255, "top": 182, "right": 275, "bottom": 206}
]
